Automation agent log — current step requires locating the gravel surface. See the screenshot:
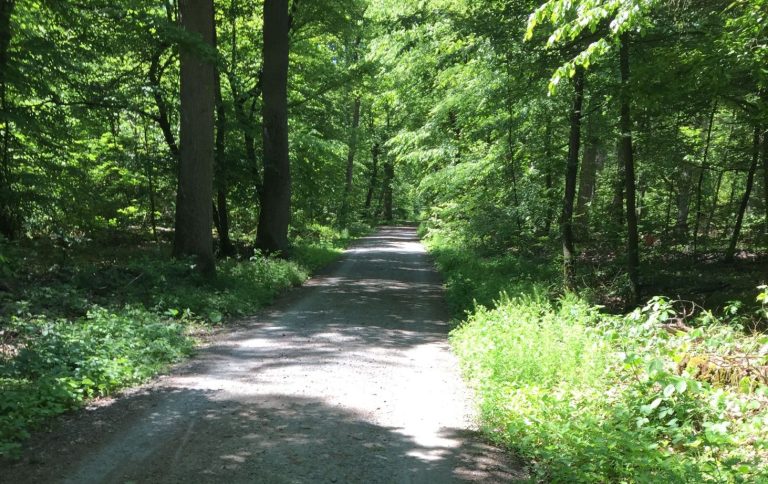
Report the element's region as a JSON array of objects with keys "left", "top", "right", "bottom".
[{"left": 3, "top": 226, "right": 526, "bottom": 483}]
